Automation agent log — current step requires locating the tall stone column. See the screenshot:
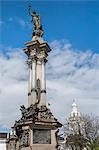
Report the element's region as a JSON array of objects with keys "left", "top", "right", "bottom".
[
  {"left": 36, "top": 60, "right": 42, "bottom": 82},
  {"left": 41, "top": 59, "right": 46, "bottom": 90},
  {"left": 36, "top": 59, "right": 42, "bottom": 104},
  {"left": 31, "top": 57, "right": 37, "bottom": 105},
  {"left": 28, "top": 59, "right": 32, "bottom": 106},
  {"left": 39, "top": 58, "right": 46, "bottom": 107}
]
